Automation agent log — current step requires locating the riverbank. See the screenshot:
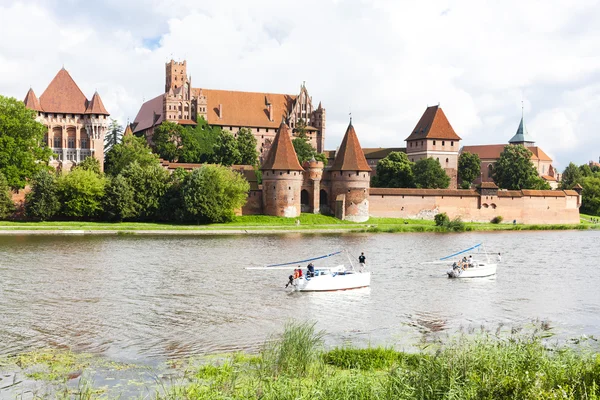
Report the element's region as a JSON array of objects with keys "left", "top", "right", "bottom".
[
  {"left": 0, "top": 214, "right": 599, "bottom": 235},
  {"left": 1, "top": 322, "right": 599, "bottom": 399}
]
